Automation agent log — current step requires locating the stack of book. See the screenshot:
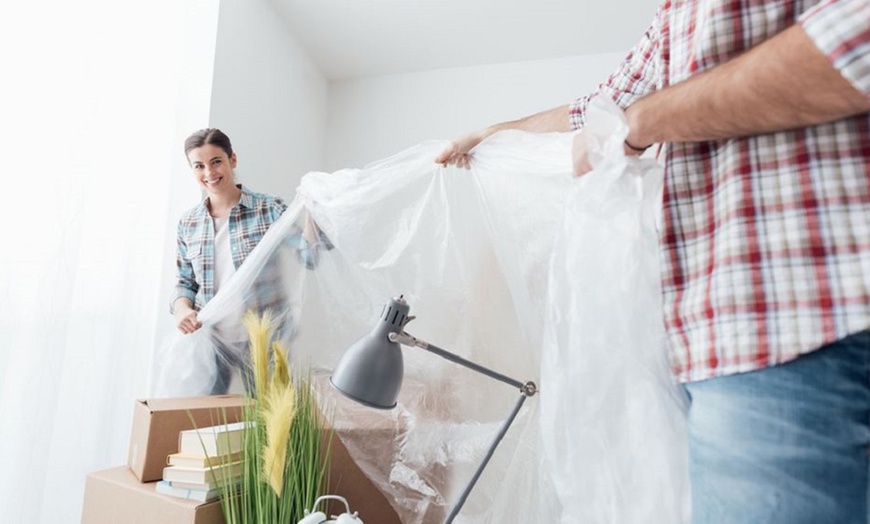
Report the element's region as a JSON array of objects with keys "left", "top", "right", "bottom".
[{"left": 156, "top": 421, "right": 249, "bottom": 502}]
